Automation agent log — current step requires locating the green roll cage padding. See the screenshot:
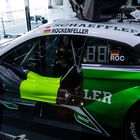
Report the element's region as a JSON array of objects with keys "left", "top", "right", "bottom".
[{"left": 20, "top": 71, "right": 61, "bottom": 104}]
